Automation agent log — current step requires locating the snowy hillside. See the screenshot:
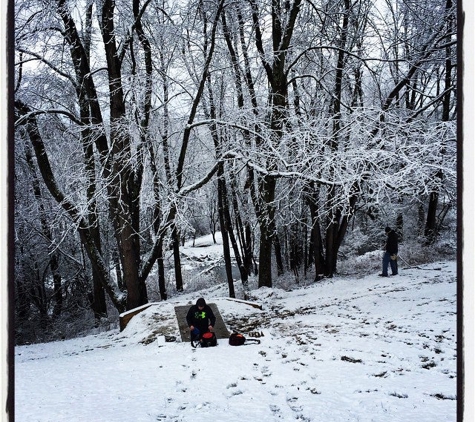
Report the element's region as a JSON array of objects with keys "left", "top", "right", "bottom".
[{"left": 15, "top": 260, "right": 457, "bottom": 422}]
